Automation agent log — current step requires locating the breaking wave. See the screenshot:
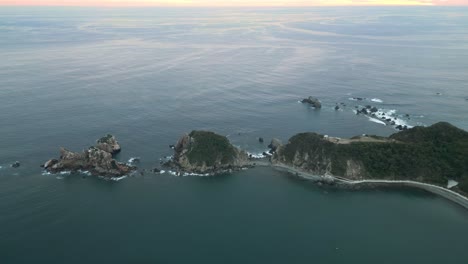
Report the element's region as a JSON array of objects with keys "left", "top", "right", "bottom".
[
  {"left": 368, "top": 117, "right": 387, "bottom": 125},
  {"left": 247, "top": 151, "right": 271, "bottom": 159}
]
